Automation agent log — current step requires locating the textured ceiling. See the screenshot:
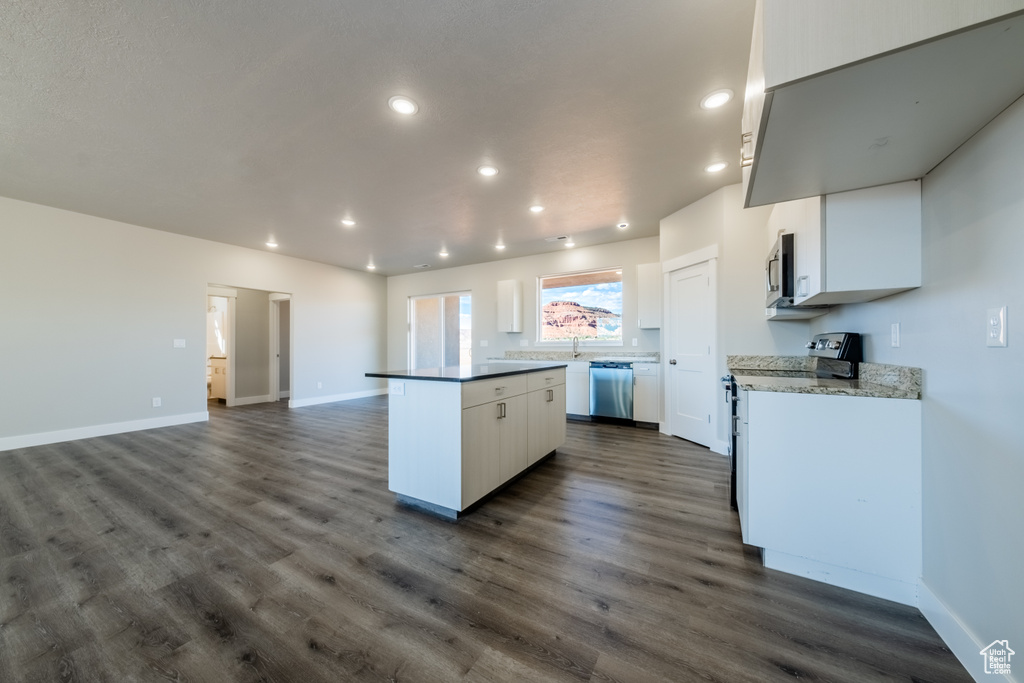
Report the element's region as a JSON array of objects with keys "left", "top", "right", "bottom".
[{"left": 0, "top": 1, "right": 754, "bottom": 275}]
